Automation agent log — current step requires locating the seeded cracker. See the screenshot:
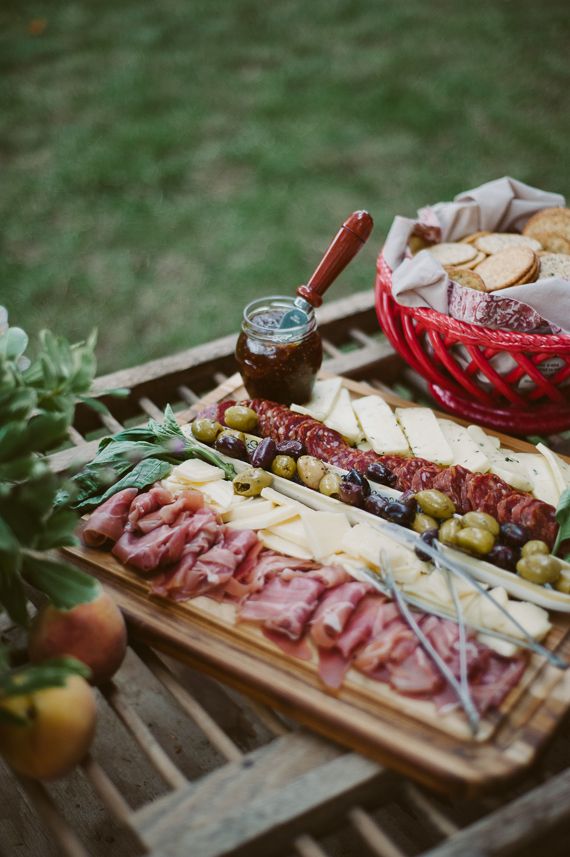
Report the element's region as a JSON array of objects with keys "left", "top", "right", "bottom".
[
  {"left": 444, "top": 266, "right": 486, "bottom": 291},
  {"left": 530, "top": 231, "right": 570, "bottom": 254},
  {"left": 475, "top": 233, "right": 543, "bottom": 255},
  {"left": 539, "top": 253, "right": 570, "bottom": 281},
  {"left": 427, "top": 242, "right": 477, "bottom": 266},
  {"left": 523, "top": 207, "right": 570, "bottom": 244},
  {"left": 475, "top": 246, "right": 536, "bottom": 292}
]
